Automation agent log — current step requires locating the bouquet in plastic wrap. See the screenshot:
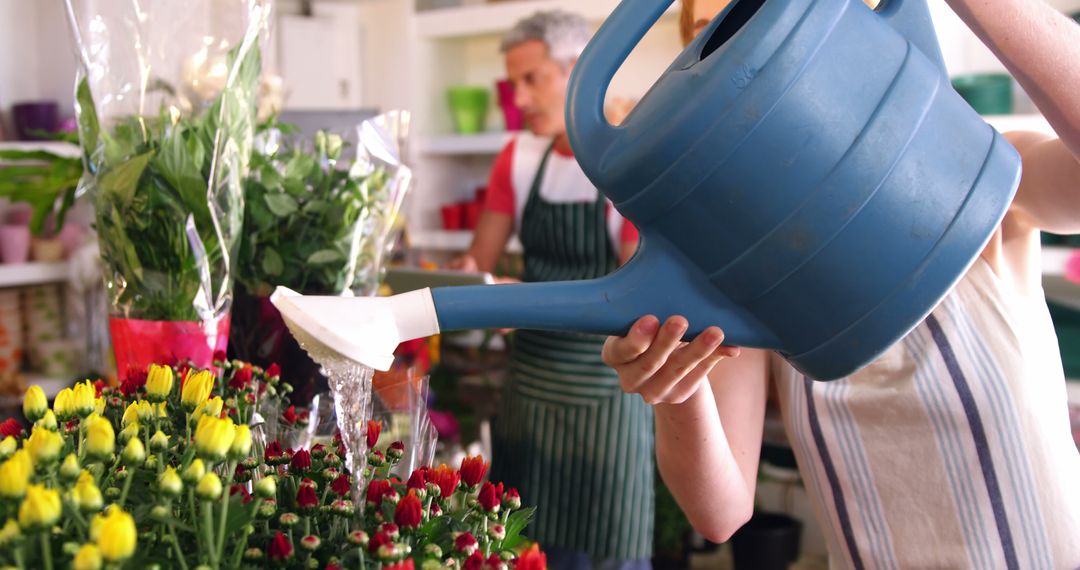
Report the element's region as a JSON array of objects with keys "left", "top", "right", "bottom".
[
  {"left": 236, "top": 113, "right": 412, "bottom": 298},
  {"left": 64, "top": 0, "right": 271, "bottom": 379},
  {"left": 229, "top": 114, "right": 413, "bottom": 392}
]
